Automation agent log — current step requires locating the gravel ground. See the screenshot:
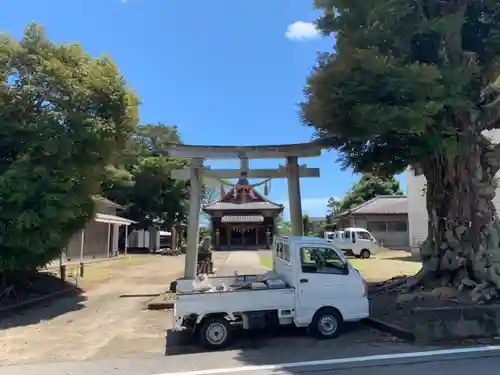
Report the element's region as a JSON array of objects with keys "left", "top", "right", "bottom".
[{"left": 0, "top": 254, "right": 187, "bottom": 366}]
